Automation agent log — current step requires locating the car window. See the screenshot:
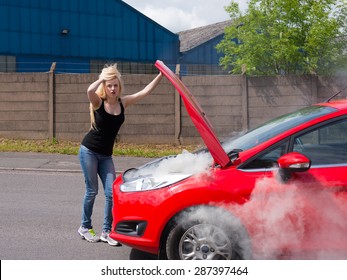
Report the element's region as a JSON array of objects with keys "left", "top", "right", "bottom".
[
  {"left": 293, "top": 118, "right": 347, "bottom": 165},
  {"left": 242, "top": 141, "right": 289, "bottom": 169},
  {"left": 222, "top": 106, "right": 335, "bottom": 153}
]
